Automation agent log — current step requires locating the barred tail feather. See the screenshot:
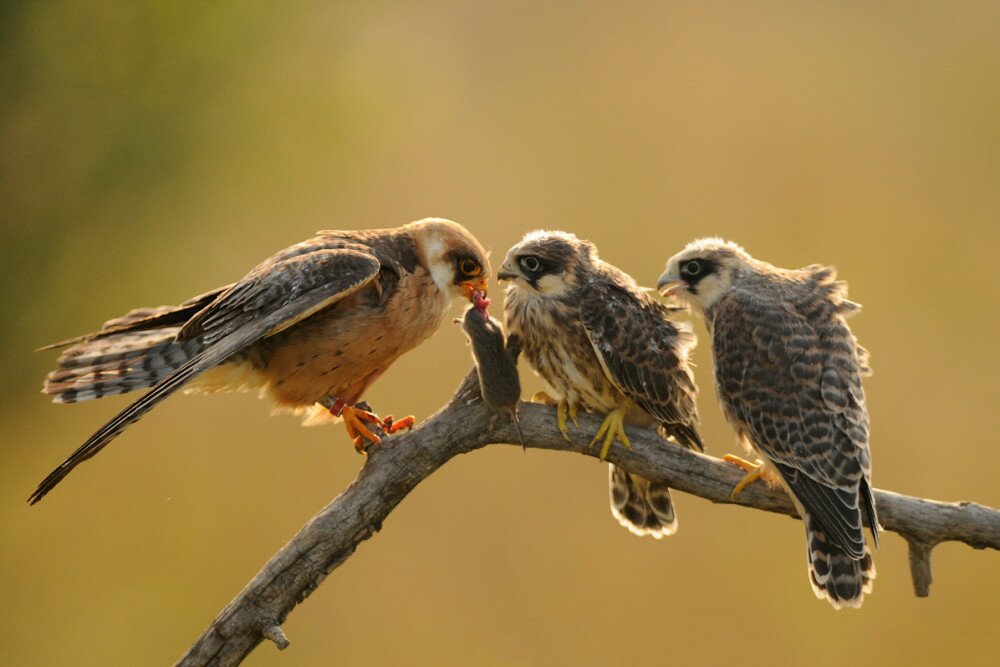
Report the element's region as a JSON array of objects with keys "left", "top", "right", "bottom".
[
  {"left": 29, "top": 333, "right": 246, "bottom": 505},
  {"left": 609, "top": 465, "right": 678, "bottom": 539},
  {"left": 805, "top": 514, "right": 876, "bottom": 609},
  {"left": 42, "top": 328, "right": 201, "bottom": 403}
]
